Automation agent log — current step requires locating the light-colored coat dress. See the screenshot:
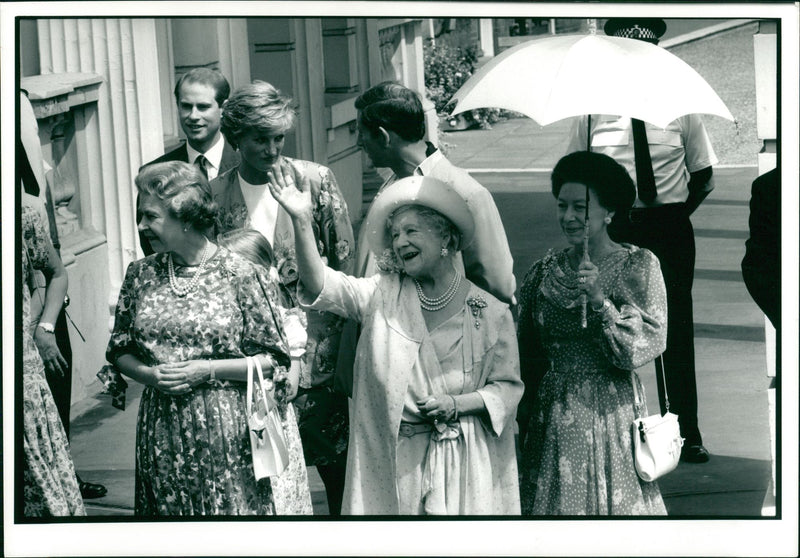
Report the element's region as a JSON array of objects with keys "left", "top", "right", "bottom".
[{"left": 300, "top": 268, "right": 523, "bottom": 515}]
